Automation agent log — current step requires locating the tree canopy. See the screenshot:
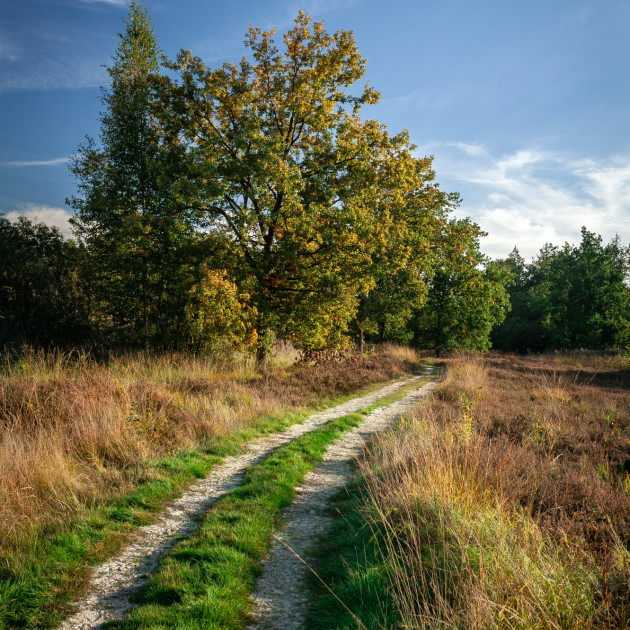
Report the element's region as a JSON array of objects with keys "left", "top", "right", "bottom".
[
  {"left": 413, "top": 218, "right": 510, "bottom": 355},
  {"left": 0, "top": 214, "right": 91, "bottom": 348},
  {"left": 68, "top": 1, "right": 206, "bottom": 353},
  {"left": 9, "top": 4, "right": 595, "bottom": 359},
  {"left": 492, "top": 228, "right": 630, "bottom": 352}
]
